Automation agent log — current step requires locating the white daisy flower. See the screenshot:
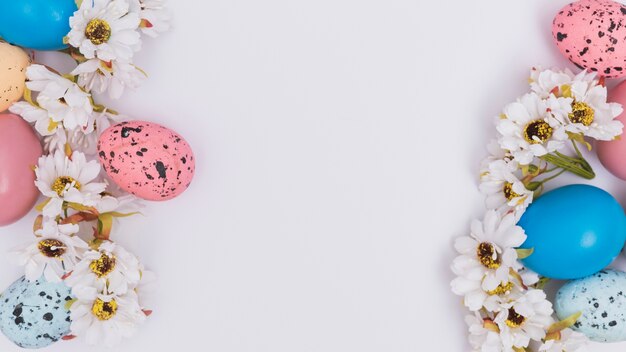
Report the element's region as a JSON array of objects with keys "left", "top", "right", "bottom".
[
  {"left": 34, "top": 151, "right": 106, "bottom": 217},
  {"left": 479, "top": 139, "right": 512, "bottom": 176},
  {"left": 68, "top": 0, "right": 141, "bottom": 62},
  {"left": 95, "top": 194, "right": 142, "bottom": 215},
  {"left": 497, "top": 93, "right": 568, "bottom": 164},
  {"left": 69, "top": 286, "right": 145, "bottom": 347},
  {"left": 12, "top": 219, "right": 88, "bottom": 282},
  {"left": 129, "top": 0, "right": 171, "bottom": 37},
  {"left": 518, "top": 267, "right": 540, "bottom": 288},
  {"left": 42, "top": 129, "right": 69, "bottom": 155},
  {"left": 42, "top": 85, "right": 93, "bottom": 130},
  {"left": 465, "top": 313, "right": 504, "bottom": 352},
  {"left": 24, "top": 64, "right": 76, "bottom": 99},
  {"left": 479, "top": 159, "right": 532, "bottom": 217},
  {"left": 9, "top": 100, "right": 61, "bottom": 137},
  {"left": 529, "top": 67, "right": 596, "bottom": 99},
  {"left": 65, "top": 241, "right": 141, "bottom": 295},
  {"left": 564, "top": 76, "right": 623, "bottom": 141},
  {"left": 67, "top": 109, "right": 122, "bottom": 155},
  {"left": 10, "top": 65, "right": 93, "bottom": 133},
  {"left": 530, "top": 67, "right": 575, "bottom": 98},
  {"left": 539, "top": 328, "right": 588, "bottom": 352},
  {"left": 451, "top": 210, "right": 527, "bottom": 311},
  {"left": 495, "top": 289, "right": 554, "bottom": 350},
  {"left": 72, "top": 59, "right": 146, "bottom": 99}
]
